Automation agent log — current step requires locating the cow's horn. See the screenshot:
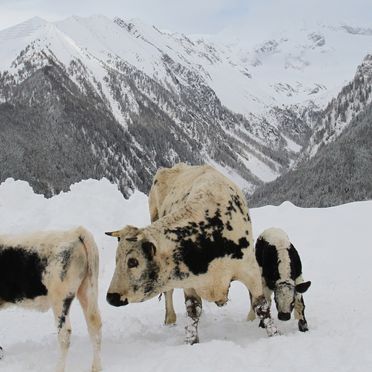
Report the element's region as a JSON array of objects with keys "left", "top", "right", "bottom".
[{"left": 105, "top": 230, "right": 121, "bottom": 237}]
